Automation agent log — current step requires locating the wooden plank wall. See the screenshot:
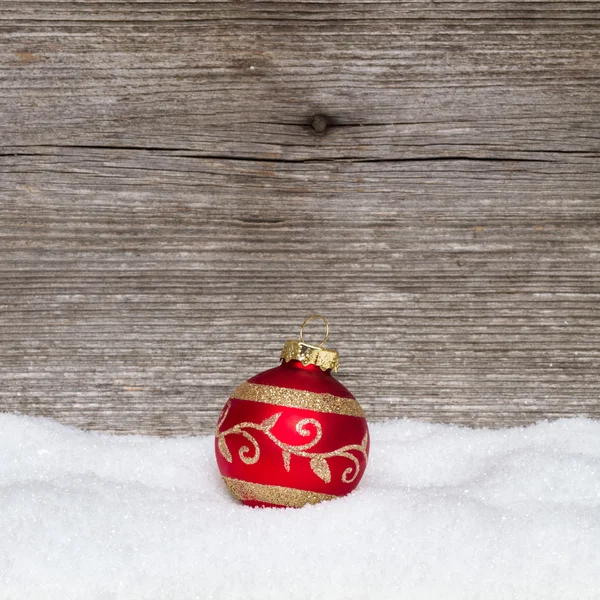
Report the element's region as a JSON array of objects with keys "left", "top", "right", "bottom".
[{"left": 0, "top": 1, "right": 598, "bottom": 434}]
